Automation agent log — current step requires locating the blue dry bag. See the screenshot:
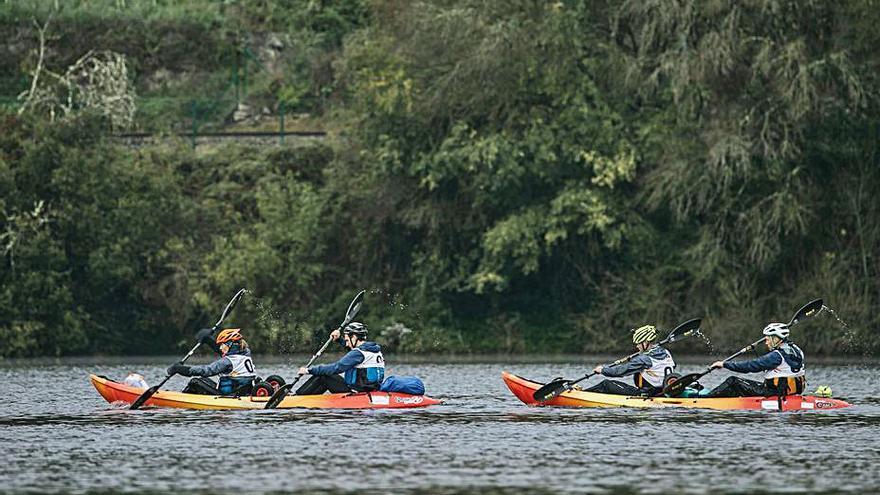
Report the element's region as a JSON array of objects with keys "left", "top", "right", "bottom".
[{"left": 379, "top": 376, "right": 426, "bottom": 395}]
